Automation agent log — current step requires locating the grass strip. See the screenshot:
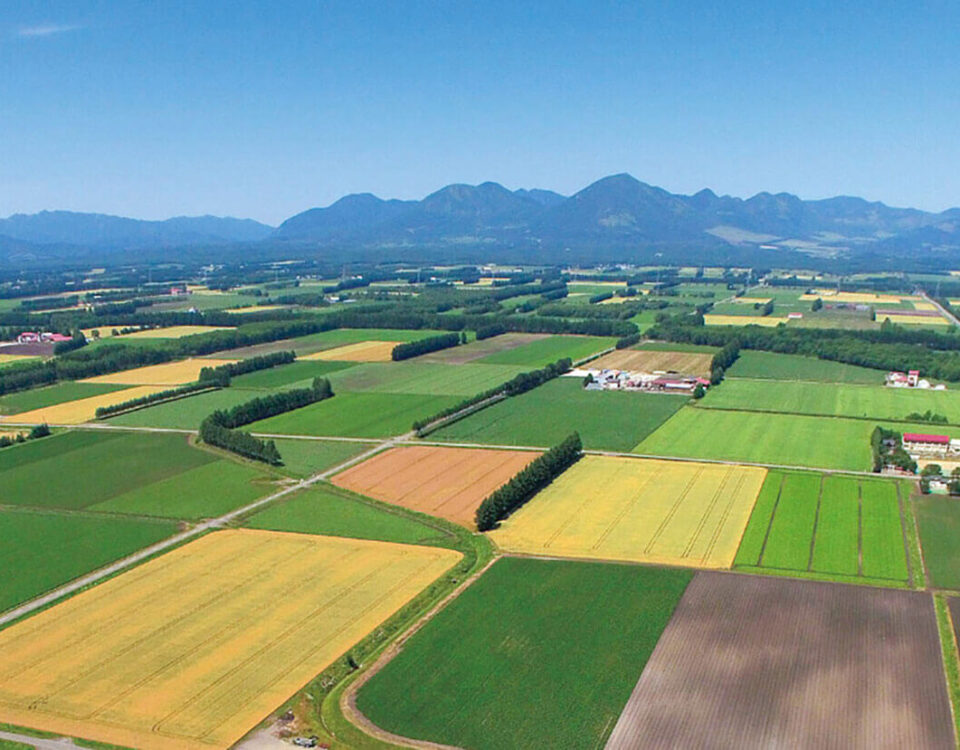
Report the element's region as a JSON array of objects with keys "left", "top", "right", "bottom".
[{"left": 933, "top": 594, "right": 960, "bottom": 746}]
